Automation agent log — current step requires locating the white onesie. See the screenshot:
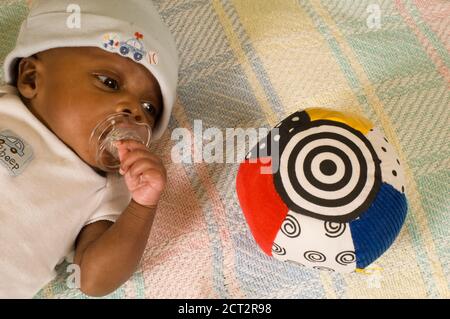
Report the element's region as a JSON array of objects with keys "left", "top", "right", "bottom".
[{"left": 0, "top": 85, "right": 131, "bottom": 298}]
